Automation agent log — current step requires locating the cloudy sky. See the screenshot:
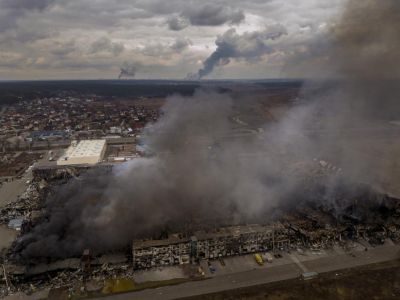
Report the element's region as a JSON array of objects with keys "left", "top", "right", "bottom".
[{"left": 0, "top": 0, "right": 346, "bottom": 80}]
